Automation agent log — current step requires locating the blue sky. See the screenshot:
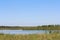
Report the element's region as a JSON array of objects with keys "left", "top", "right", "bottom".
[{"left": 0, "top": 0, "right": 60, "bottom": 26}]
